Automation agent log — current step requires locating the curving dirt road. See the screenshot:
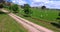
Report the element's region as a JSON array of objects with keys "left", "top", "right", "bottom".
[{"left": 1, "top": 9, "right": 53, "bottom": 32}]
